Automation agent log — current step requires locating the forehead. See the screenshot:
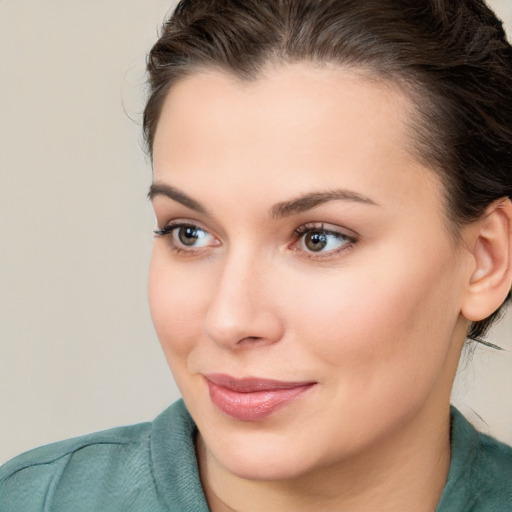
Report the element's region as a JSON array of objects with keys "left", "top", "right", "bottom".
[
  {"left": 154, "top": 63, "right": 414, "bottom": 160},
  {"left": 152, "top": 63, "right": 443, "bottom": 218}
]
